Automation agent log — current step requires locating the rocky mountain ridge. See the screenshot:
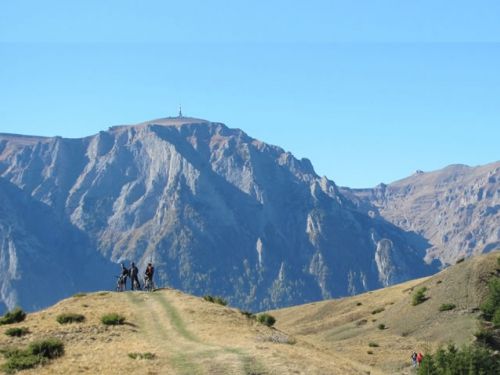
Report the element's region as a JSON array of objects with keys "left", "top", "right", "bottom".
[
  {"left": 1, "top": 116, "right": 494, "bottom": 312},
  {"left": 342, "top": 162, "right": 500, "bottom": 266}
]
